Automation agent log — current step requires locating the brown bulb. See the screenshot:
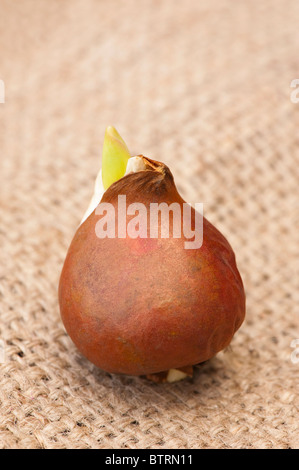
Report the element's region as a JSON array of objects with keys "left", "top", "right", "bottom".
[{"left": 59, "top": 155, "right": 246, "bottom": 381}]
